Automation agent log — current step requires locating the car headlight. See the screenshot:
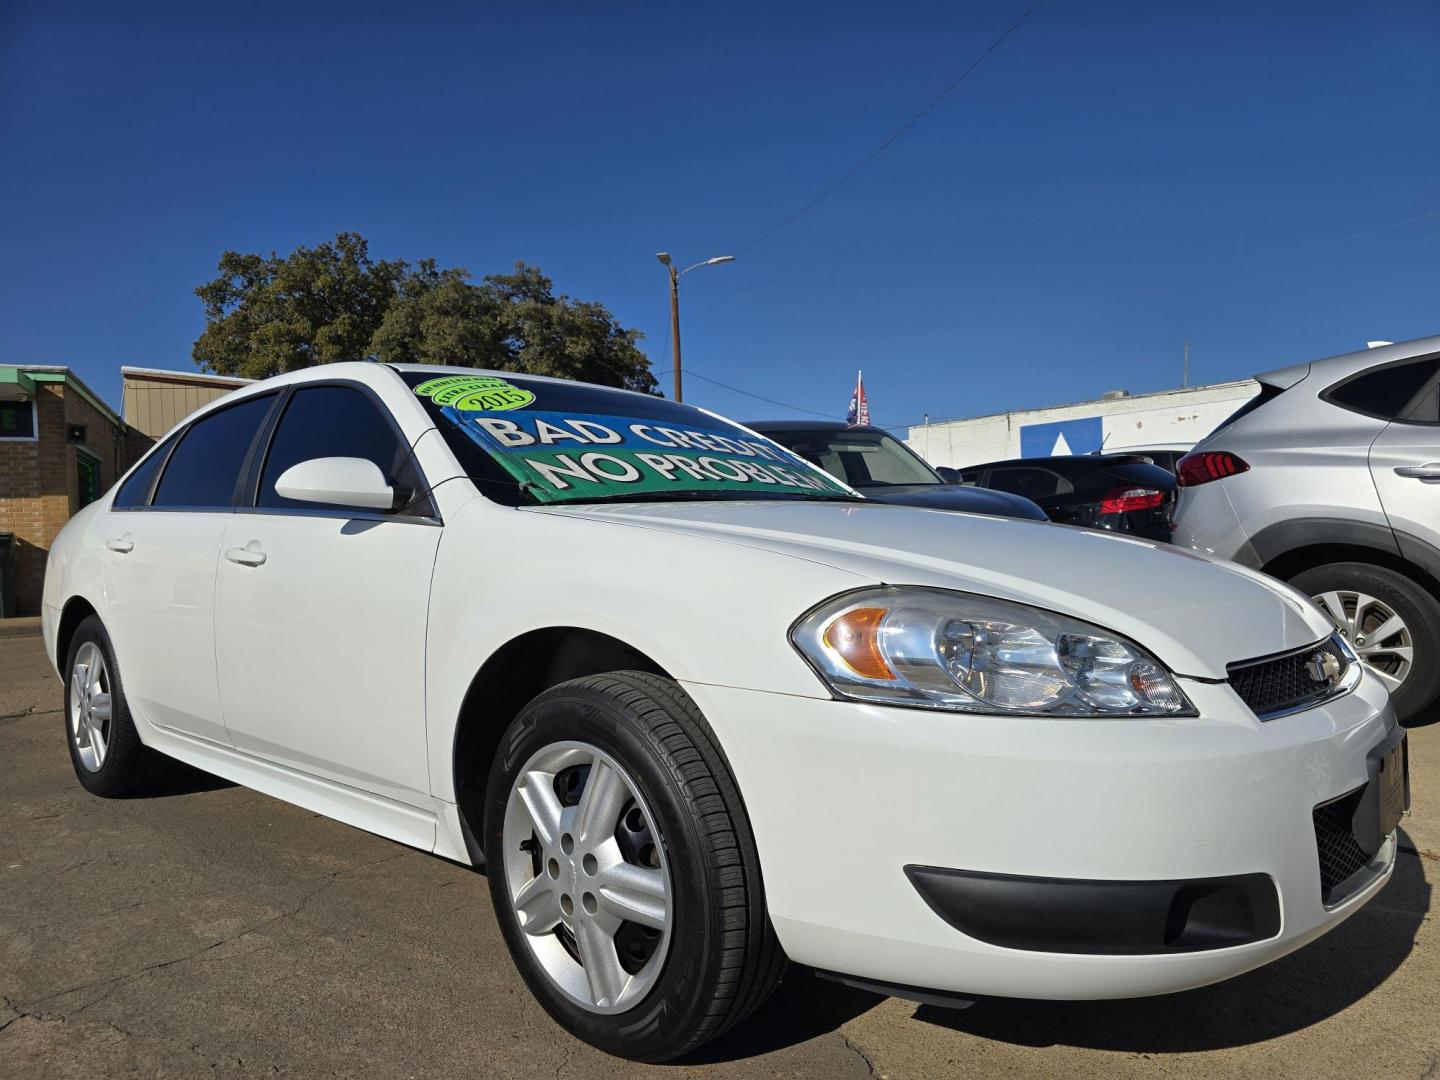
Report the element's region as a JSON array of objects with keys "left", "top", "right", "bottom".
[{"left": 791, "top": 587, "right": 1195, "bottom": 717}]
